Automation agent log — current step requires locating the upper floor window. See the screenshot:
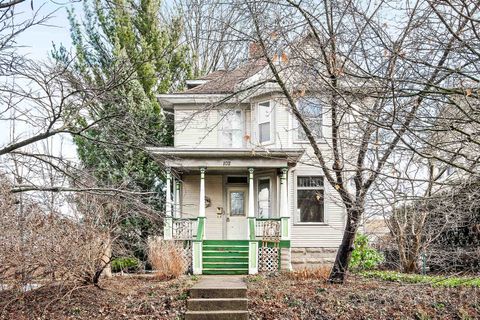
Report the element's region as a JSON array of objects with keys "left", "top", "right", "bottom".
[
  {"left": 219, "top": 109, "right": 244, "bottom": 148},
  {"left": 297, "top": 176, "right": 324, "bottom": 223},
  {"left": 258, "top": 101, "right": 273, "bottom": 143},
  {"left": 295, "top": 97, "right": 323, "bottom": 141}
]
